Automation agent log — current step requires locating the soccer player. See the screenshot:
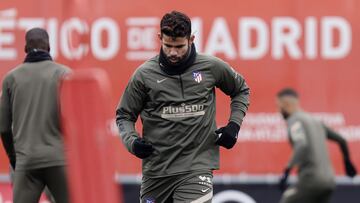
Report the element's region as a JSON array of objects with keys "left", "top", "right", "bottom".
[
  {"left": 0, "top": 28, "right": 70, "bottom": 203},
  {"left": 116, "top": 11, "right": 250, "bottom": 202},
  {"left": 277, "top": 88, "right": 357, "bottom": 203}
]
